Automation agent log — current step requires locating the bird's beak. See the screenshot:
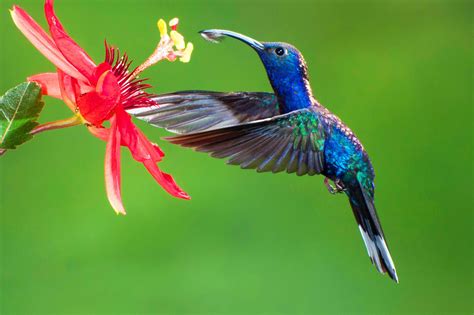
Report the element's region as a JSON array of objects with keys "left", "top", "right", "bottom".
[{"left": 199, "top": 29, "right": 264, "bottom": 51}]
